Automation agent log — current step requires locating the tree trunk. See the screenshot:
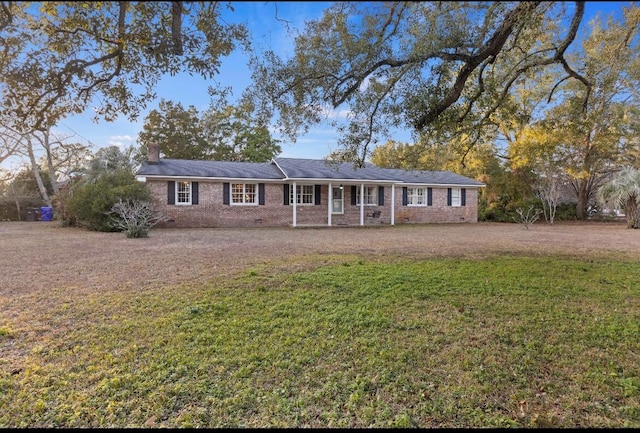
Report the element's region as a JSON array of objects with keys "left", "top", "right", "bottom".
[
  {"left": 10, "top": 181, "right": 21, "bottom": 221},
  {"left": 576, "top": 180, "right": 588, "bottom": 220},
  {"left": 26, "top": 137, "right": 52, "bottom": 207},
  {"left": 626, "top": 197, "right": 639, "bottom": 229},
  {"left": 42, "top": 130, "right": 60, "bottom": 196}
]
